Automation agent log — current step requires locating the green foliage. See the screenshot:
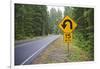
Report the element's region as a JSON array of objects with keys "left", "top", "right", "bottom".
[
  {"left": 48, "top": 8, "right": 62, "bottom": 34},
  {"left": 72, "top": 7, "right": 94, "bottom": 60},
  {"left": 64, "top": 7, "right": 74, "bottom": 18},
  {"left": 15, "top": 4, "right": 48, "bottom": 40},
  {"left": 64, "top": 7, "right": 94, "bottom": 60},
  {"left": 73, "top": 31, "right": 94, "bottom": 60}
]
